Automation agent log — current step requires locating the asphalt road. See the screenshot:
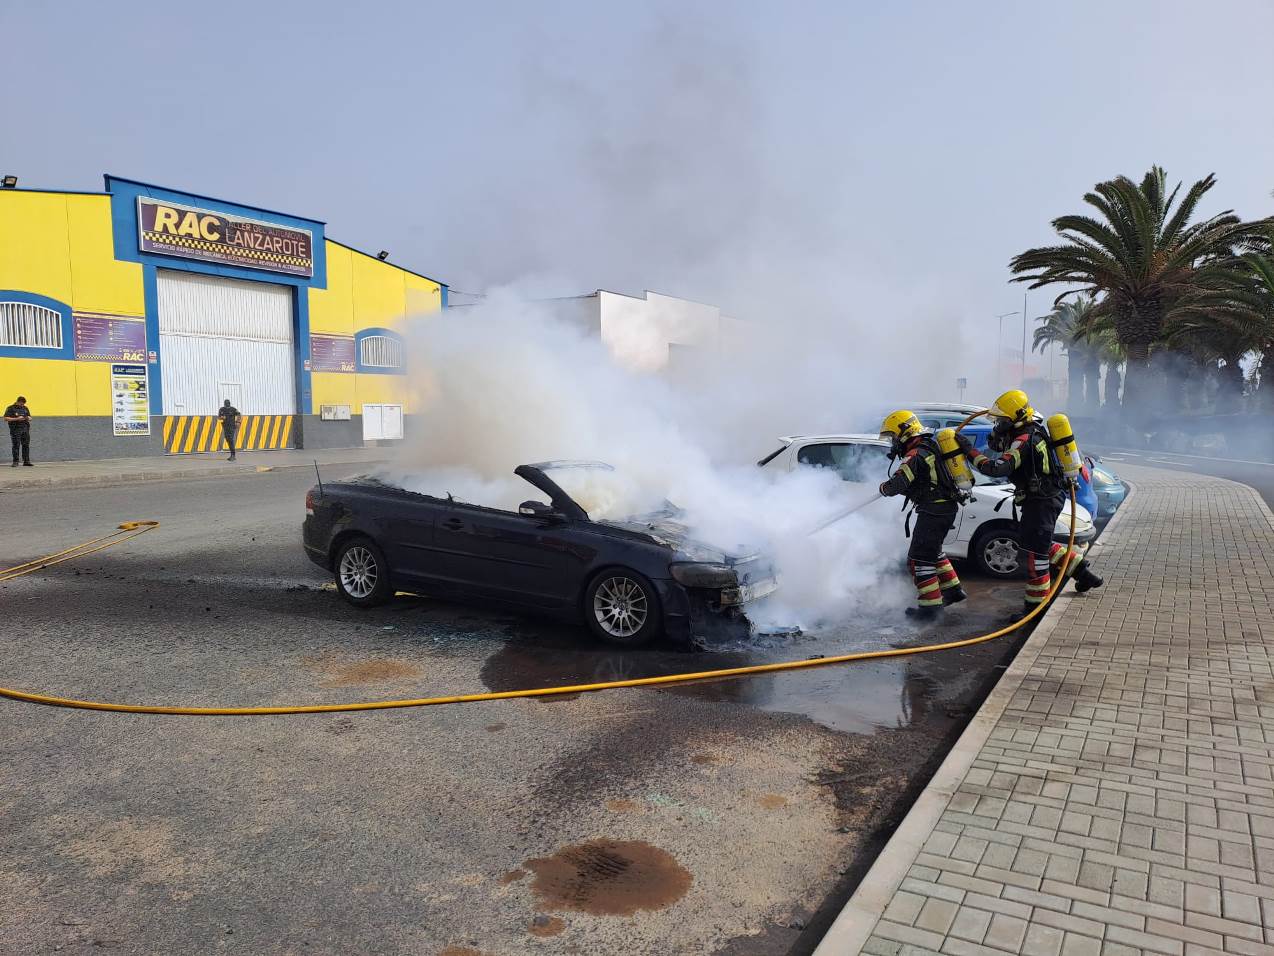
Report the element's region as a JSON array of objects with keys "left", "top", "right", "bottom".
[
  {"left": 0, "top": 469, "right": 1032, "bottom": 956},
  {"left": 1091, "top": 446, "right": 1274, "bottom": 508}
]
